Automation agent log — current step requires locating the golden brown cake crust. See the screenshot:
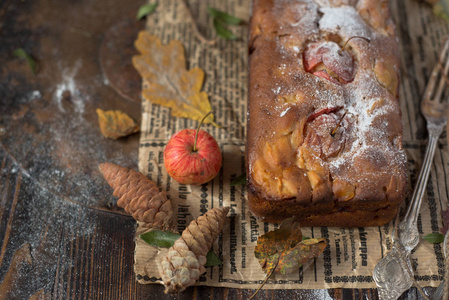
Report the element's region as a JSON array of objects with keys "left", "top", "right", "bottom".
[{"left": 247, "top": 0, "right": 407, "bottom": 227}]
